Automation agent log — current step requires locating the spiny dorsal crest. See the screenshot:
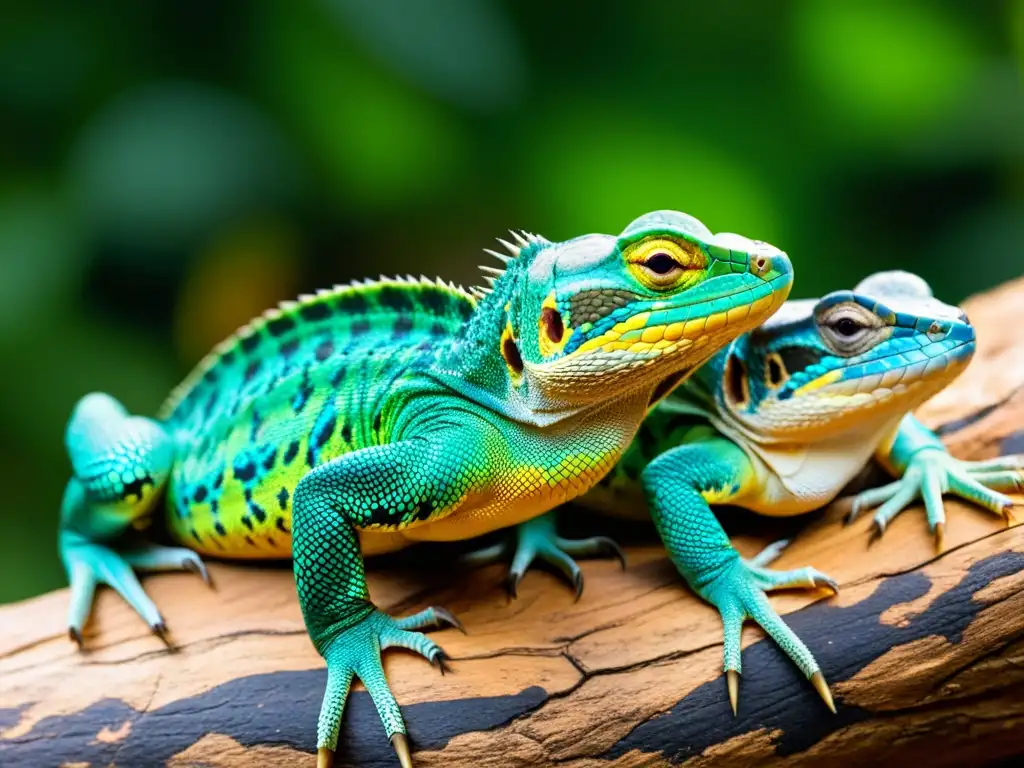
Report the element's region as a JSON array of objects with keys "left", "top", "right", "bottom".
[
  {"left": 475, "top": 228, "right": 549, "bottom": 294},
  {"left": 158, "top": 275, "right": 477, "bottom": 420}
]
